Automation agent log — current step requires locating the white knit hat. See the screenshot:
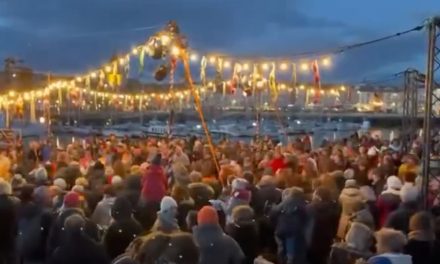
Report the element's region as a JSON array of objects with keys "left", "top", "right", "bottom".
[
  {"left": 160, "top": 196, "right": 177, "bottom": 212},
  {"left": 344, "top": 169, "right": 355, "bottom": 179},
  {"left": 111, "top": 175, "right": 123, "bottom": 186},
  {"left": 387, "top": 176, "right": 403, "bottom": 190},
  {"left": 53, "top": 178, "right": 67, "bottom": 190}
]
